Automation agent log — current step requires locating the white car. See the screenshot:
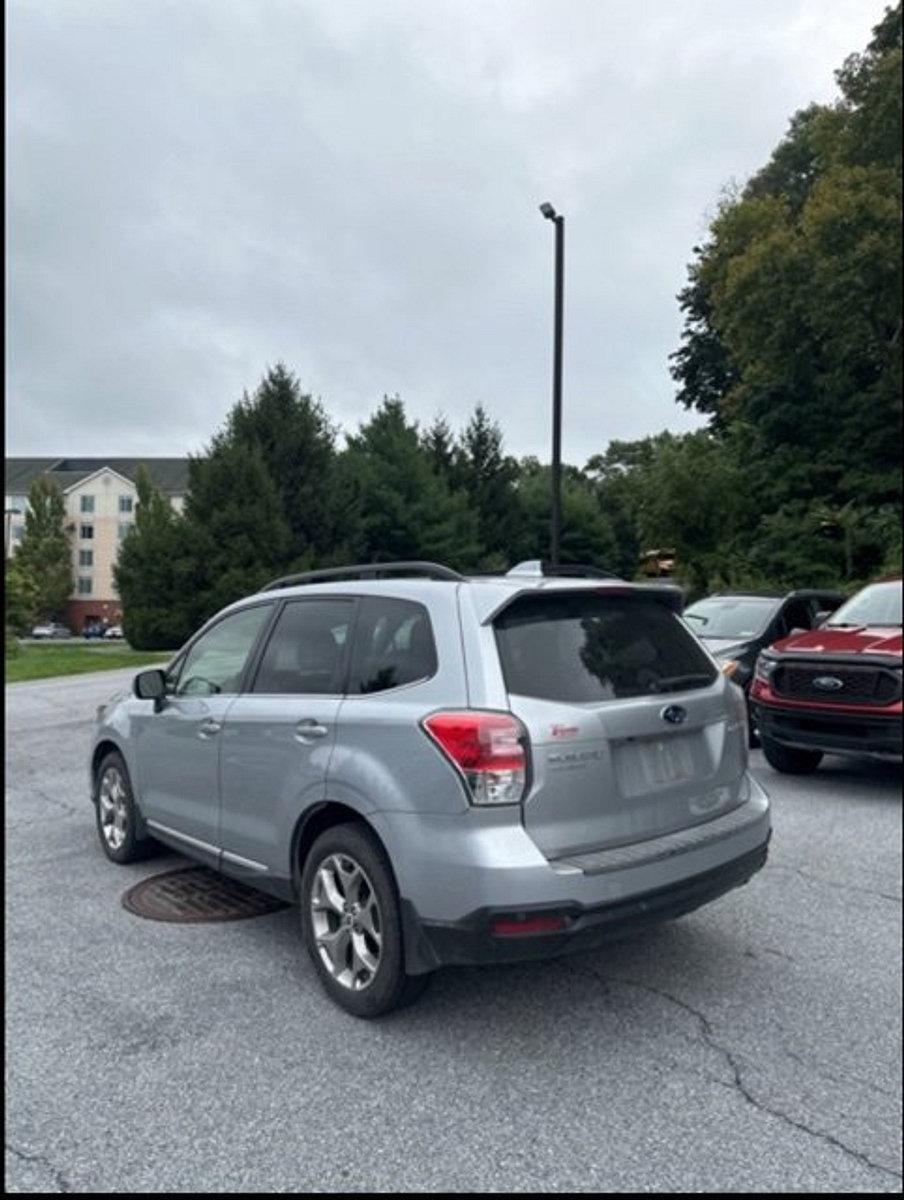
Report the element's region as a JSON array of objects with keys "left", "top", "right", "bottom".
[
  {"left": 103, "top": 624, "right": 124, "bottom": 640},
  {"left": 31, "top": 622, "right": 73, "bottom": 640}
]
